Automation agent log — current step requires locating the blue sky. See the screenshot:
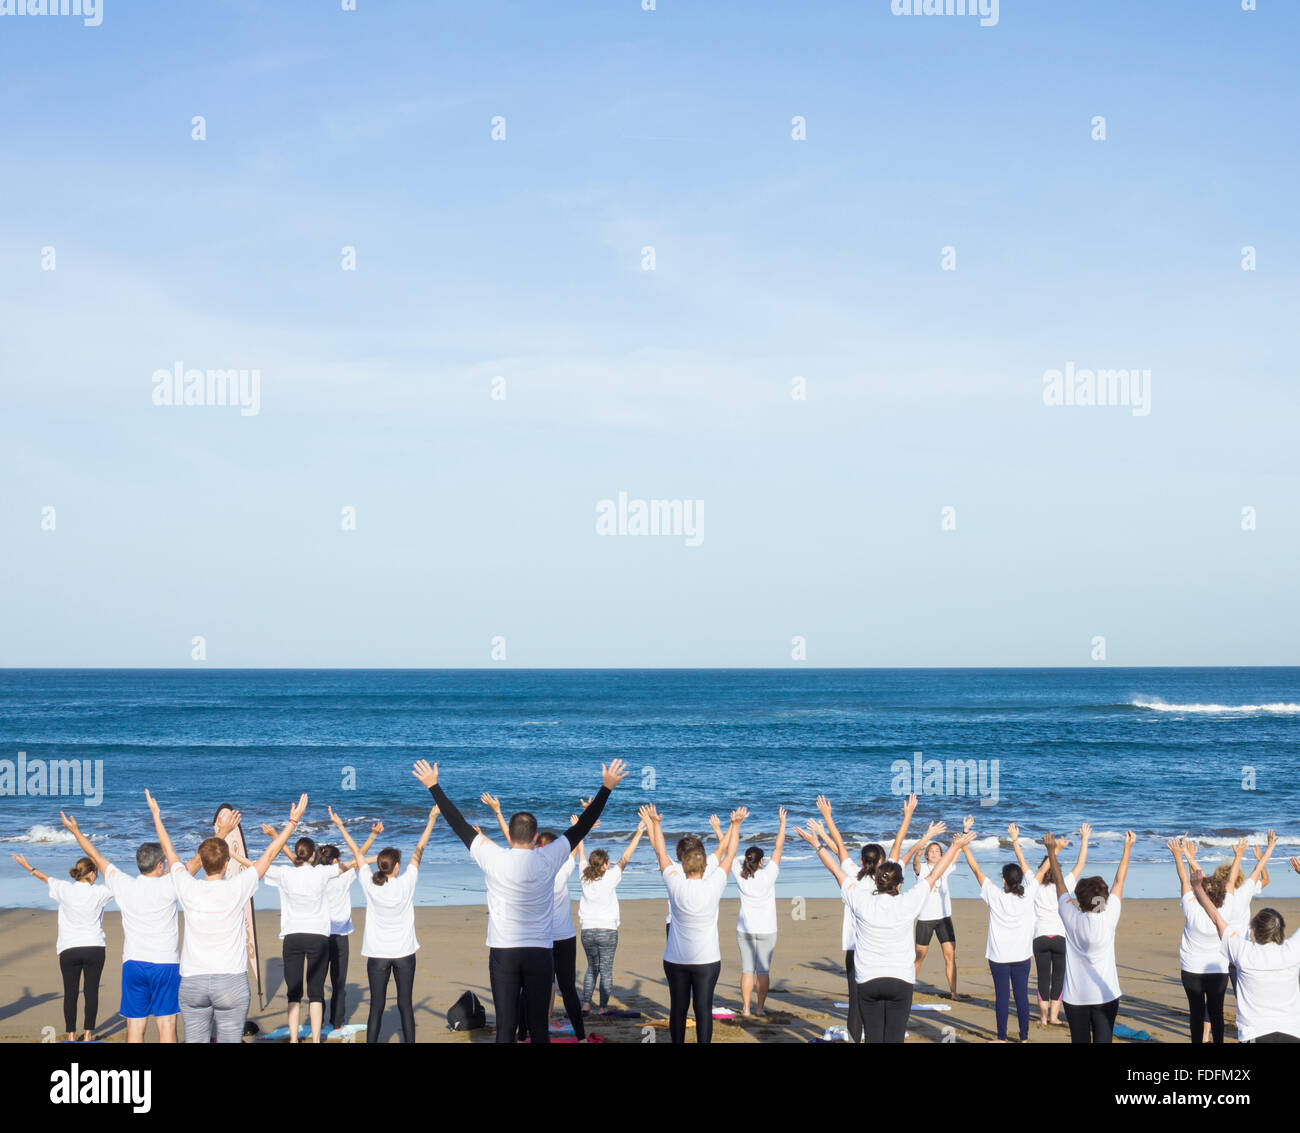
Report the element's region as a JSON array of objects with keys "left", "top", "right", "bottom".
[{"left": 2, "top": 0, "right": 1297, "bottom": 667}]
